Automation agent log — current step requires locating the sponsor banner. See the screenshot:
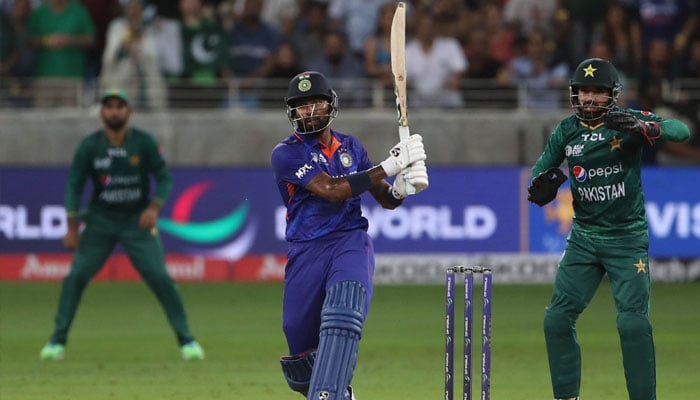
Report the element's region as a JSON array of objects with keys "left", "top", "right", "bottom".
[
  {"left": 374, "top": 254, "right": 700, "bottom": 284},
  {"left": 2, "top": 167, "right": 699, "bottom": 258},
  {"left": 0, "top": 253, "right": 697, "bottom": 282},
  {"left": 527, "top": 167, "right": 700, "bottom": 257},
  {"left": 0, "top": 254, "right": 230, "bottom": 281}
]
